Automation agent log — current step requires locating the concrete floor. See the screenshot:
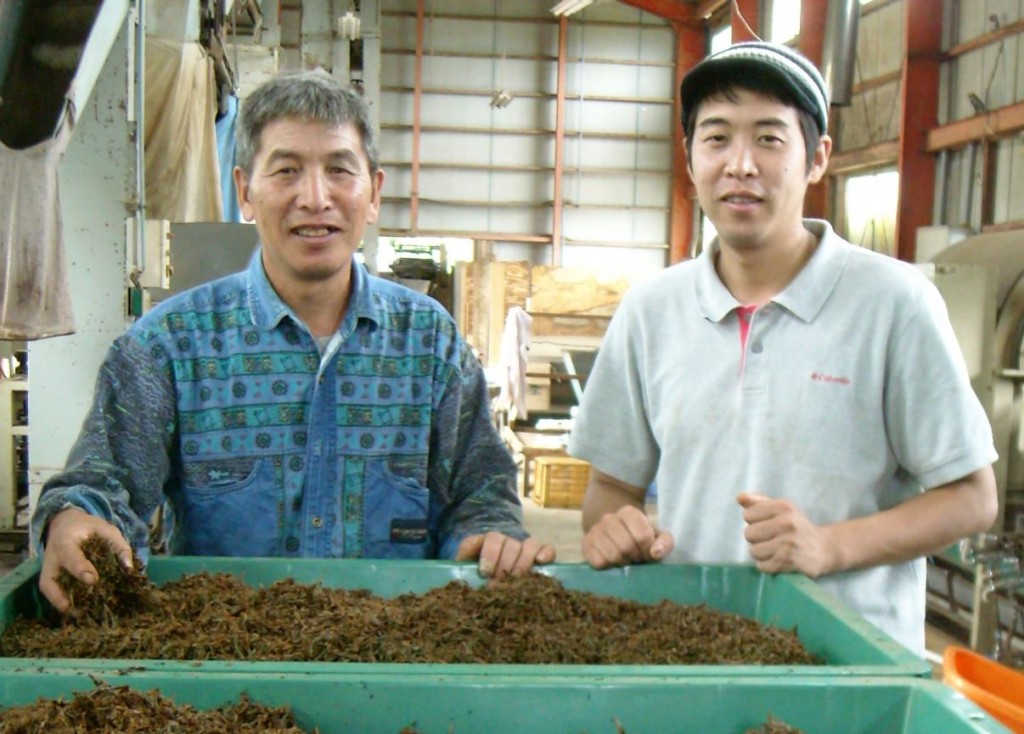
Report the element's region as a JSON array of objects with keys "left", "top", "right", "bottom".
[{"left": 521, "top": 498, "right": 584, "bottom": 562}]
